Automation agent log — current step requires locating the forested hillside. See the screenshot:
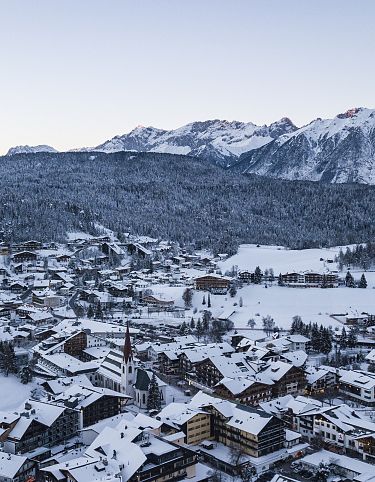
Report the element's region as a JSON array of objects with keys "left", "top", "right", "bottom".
[{"left": 1, "top": 151, "right": 375, "bottom": 254}]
